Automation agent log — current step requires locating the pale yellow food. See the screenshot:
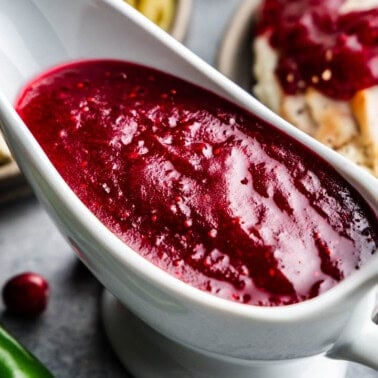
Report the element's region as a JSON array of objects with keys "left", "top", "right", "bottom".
[
  {"left": 124, "top": 0, "right": 175, "bottom": 31},
  {"left": 280, "top": 95, "right": 317, "bottom": 136},
  {"left": 305, "top": 88, "right": 358, "bottom": 148},
  {"left": 0, "top": 132, "right": 11, "bottom": 165},
  {"left": 252, "top": 30, "right": 378, "bottom": 177}
]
